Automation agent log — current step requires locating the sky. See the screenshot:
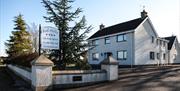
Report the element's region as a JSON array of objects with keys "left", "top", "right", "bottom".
[{"left": 0, "top": 0, "right": 180, "bottom": 56}]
